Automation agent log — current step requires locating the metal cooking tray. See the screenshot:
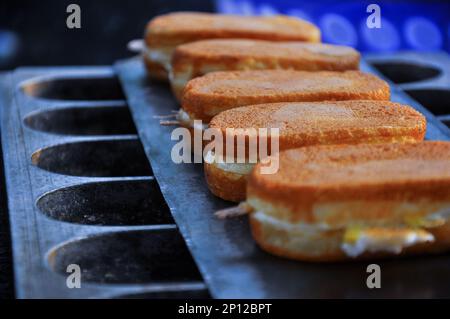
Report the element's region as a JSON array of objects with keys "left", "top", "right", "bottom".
[
  {"left": 1, "top": 67, "right": 209, "bottom": 298},
  {"left": 115, "top": 54, "right": 450, "bottom": 298},
  {"left": 366, "top": 52, "right": 450, "bottom": 135}
]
